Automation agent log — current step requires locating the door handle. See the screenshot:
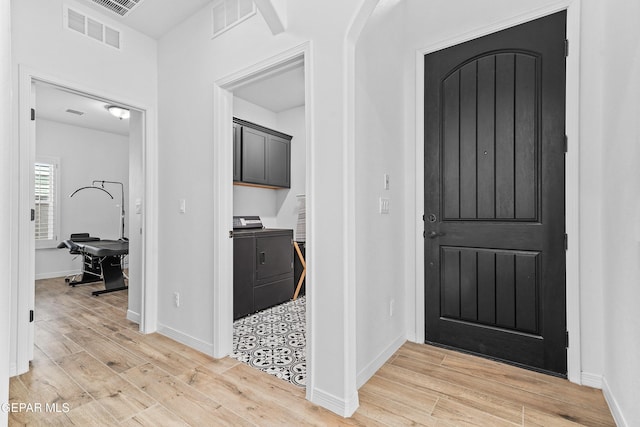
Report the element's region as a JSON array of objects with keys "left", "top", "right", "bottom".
[
  {"left": 428, "top": 231, "right": 445, "bottom": 239},
  {"left": 259, "top": 251, "right": 266, "bottom": 265}
]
